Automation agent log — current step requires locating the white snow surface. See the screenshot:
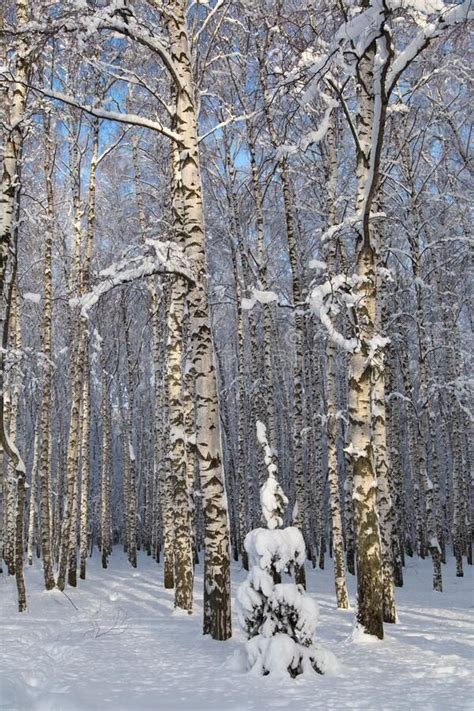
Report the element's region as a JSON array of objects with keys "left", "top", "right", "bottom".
[{"left": 1, "top": 553, "right": 473, "bottom": 710}]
